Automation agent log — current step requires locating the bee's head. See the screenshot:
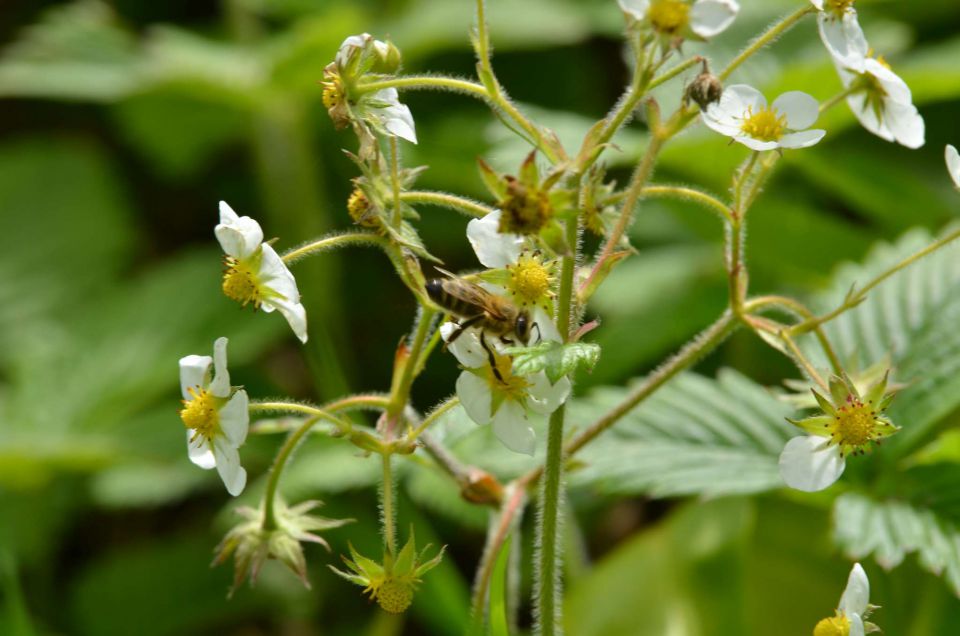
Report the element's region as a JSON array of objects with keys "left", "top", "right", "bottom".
[{"left": 515, "top": 311, "right": 531, "bottom": 344}]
